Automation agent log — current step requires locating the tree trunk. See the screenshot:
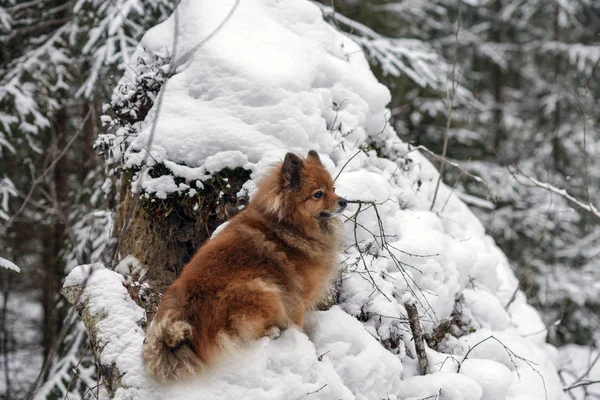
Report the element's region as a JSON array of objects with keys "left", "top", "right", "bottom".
[
  {"left": 81, "top": 98, "right": 98, "bottom": 181},
  {"left": 492, "top": 0, "right": 506, "bottom": 153},
  {"left": 551, "top": 3, "right": 564, "bottom": 170},
  {"left": 41, "top": 107, "right": 68, "bottom": 367}
]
